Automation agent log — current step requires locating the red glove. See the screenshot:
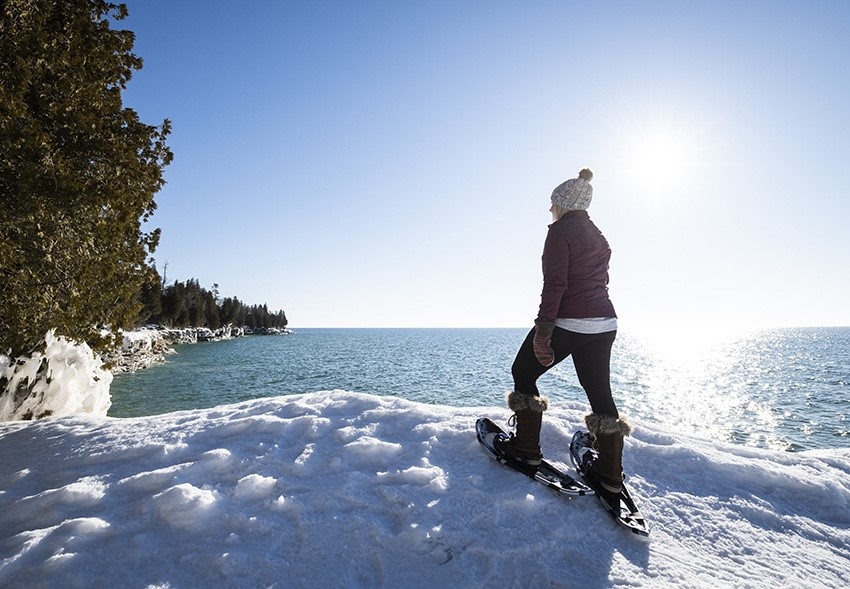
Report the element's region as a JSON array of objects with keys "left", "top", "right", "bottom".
[{"left": 533, "top": 320, "right": 555, "bottom": 367}]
